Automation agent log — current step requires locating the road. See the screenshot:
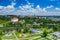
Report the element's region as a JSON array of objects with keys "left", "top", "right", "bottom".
[{"left": 12, "top": 32, "right": 19, "bottom": 40}]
